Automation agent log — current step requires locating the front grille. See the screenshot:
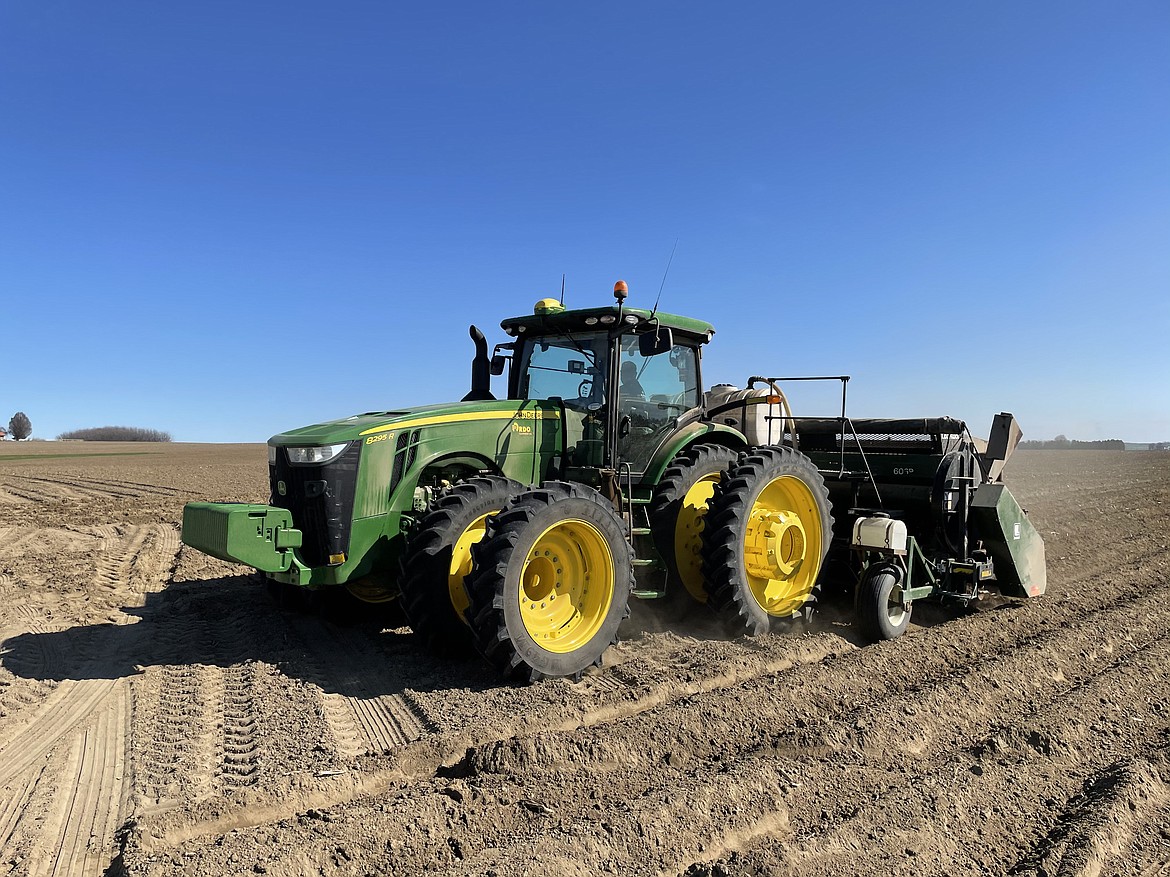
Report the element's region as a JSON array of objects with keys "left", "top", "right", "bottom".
[{"left": 269, "top": 442, "right": 361, "bottom": 567}]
